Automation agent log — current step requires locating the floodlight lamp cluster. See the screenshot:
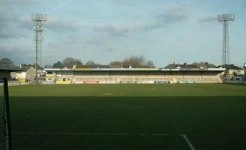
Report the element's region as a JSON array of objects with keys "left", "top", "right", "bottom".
[
  {"left": 31, "top": 13, "right": 47, "bottom": 31},
  {"left": 218, "top": 13, "right": 234, "bottom": 22},
  {"left": 31, "top": 13, "right": 47, "bottom": 21}
]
